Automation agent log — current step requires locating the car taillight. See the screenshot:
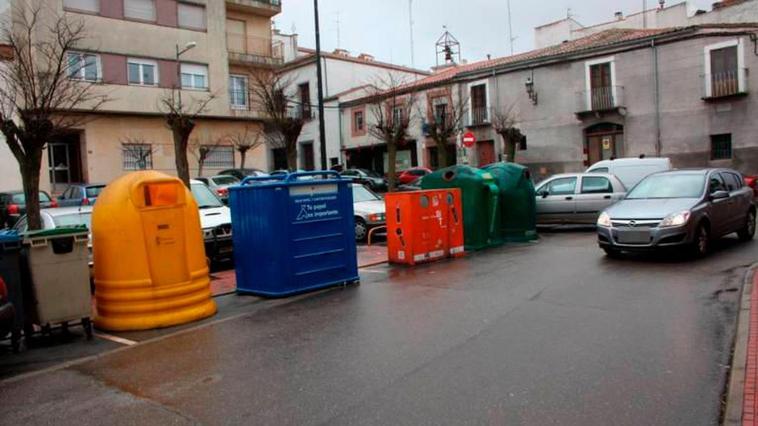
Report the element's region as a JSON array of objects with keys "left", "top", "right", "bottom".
[
  {"left": 0, "top": 277, "right": 7, "bottom": 301},
  {"left": 82, "top": 198, "right": 90, "bottom": 206},
  {"left": 50, "top": 200, "right": 58, "bottom": 208},
  {"left": 6, "top": 204, "right": 18, "bottom": 214},
  {"left": 217, "top": 188, "right": 229, "bottom": 196}
]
